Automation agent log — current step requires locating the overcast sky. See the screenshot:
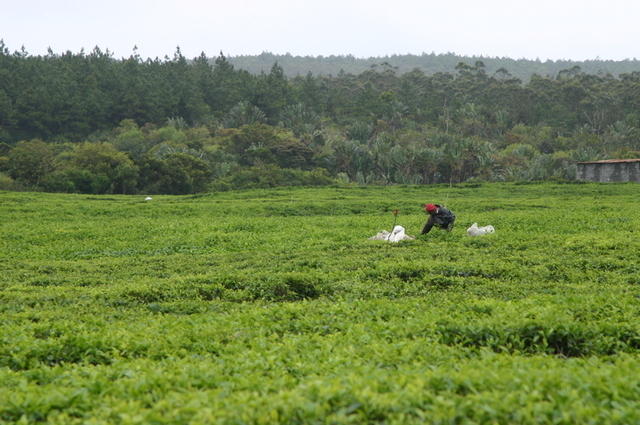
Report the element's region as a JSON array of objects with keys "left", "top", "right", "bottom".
[{"left": 2, "top": 0, "right": 639, "bottom": 61}]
